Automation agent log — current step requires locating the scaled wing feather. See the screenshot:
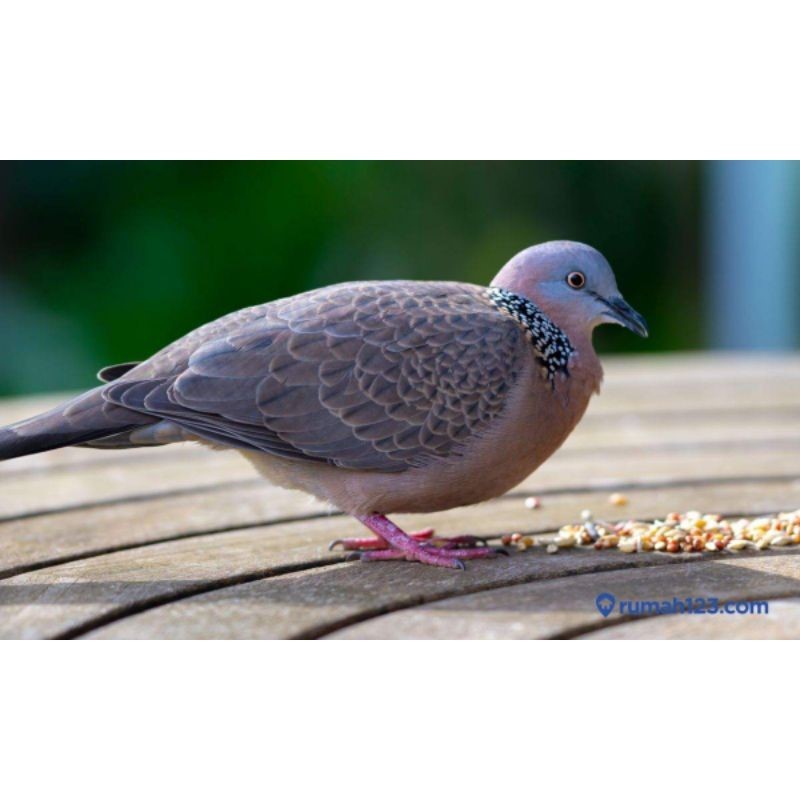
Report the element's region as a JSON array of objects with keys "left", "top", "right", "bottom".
[{"left": 103, "top": 281, "right": 526, "bottom": 472}]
